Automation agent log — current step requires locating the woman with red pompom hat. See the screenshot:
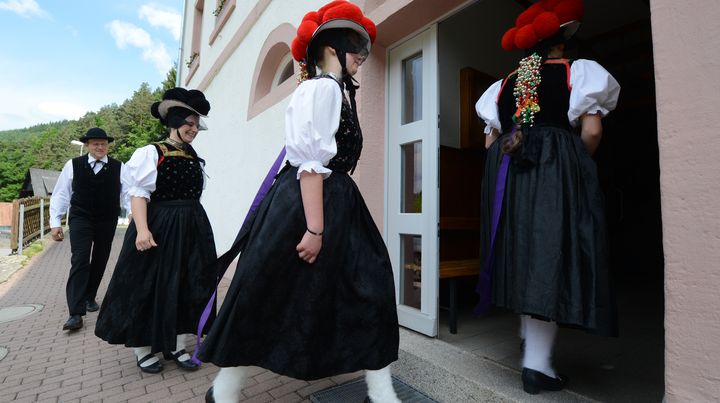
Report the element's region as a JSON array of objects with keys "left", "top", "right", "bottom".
[
  {"left": 474, "top": 0, "right": 620, "bottom": 395},
  {"left": 198, "top": 2, "right": 400, "bottom": 402}
]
